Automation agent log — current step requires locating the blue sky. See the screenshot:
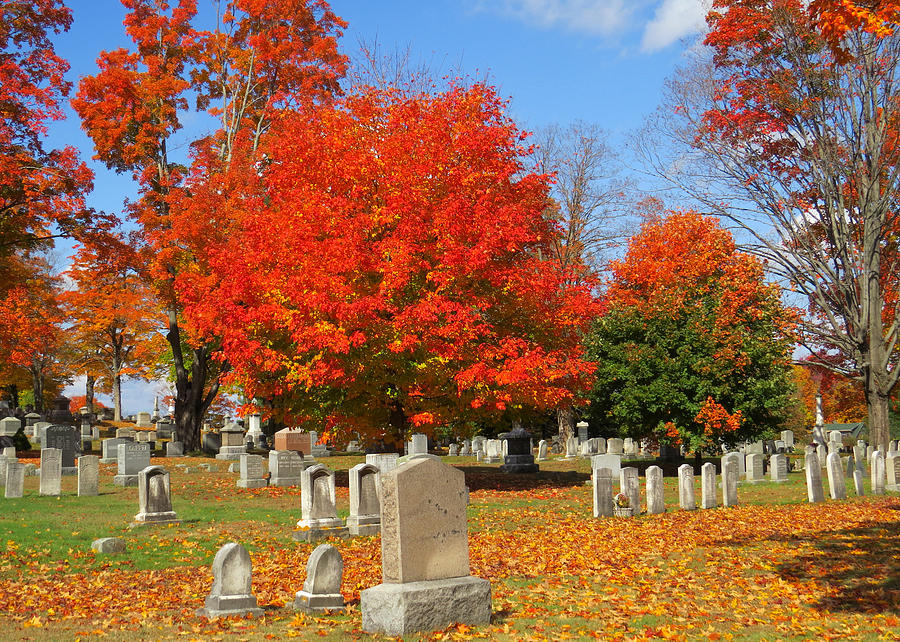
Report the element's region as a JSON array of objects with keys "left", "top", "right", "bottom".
[{"left": 54, "top": 0, "right": 709, "bottom": 414}]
